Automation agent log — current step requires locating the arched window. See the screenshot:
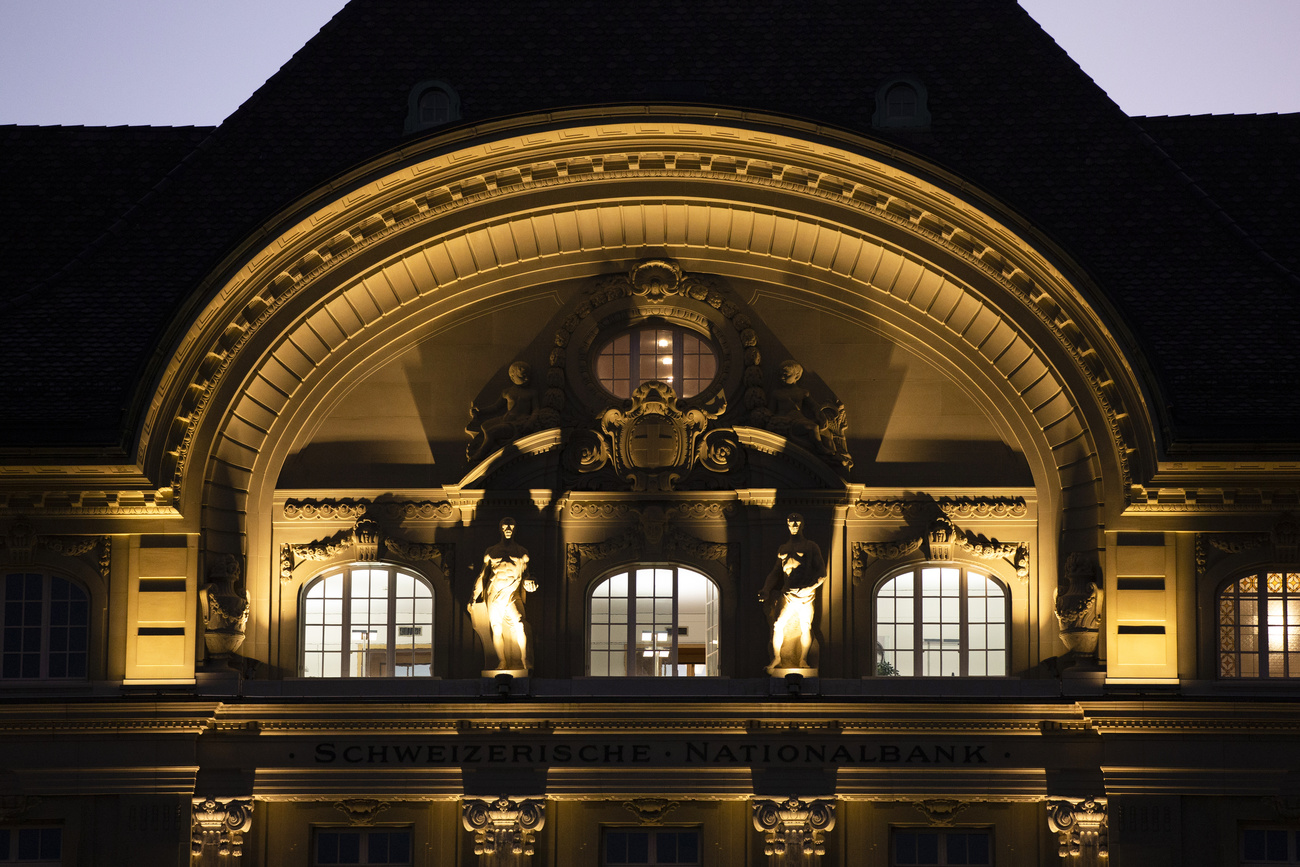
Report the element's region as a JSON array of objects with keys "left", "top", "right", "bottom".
[
  {"left": 403, "top": 80, "right": 461, "bottom": 133},
  {"left": 872, "top": 75, "right": 931, "bottom": 130},
  {"left": 301, "top": 564, "right": 434, "bottom": 677},
  {"left": 875, "top": 565, "right": 1007, "bottom": 676},
  {"left": 1, "top": 572, "right": 89, "bottom": 679},
  {"left": 1219, "top": 570, "right": 1300, "bottom": 678},
  {"left": 594, "top": 325, "right": 718, "bottom": 399},
  {"left": 885, "top": 83, "right": 919, "bottom": 120},
  {"left": 589, "top": 565, "right": 719, "bottom": 676}
]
